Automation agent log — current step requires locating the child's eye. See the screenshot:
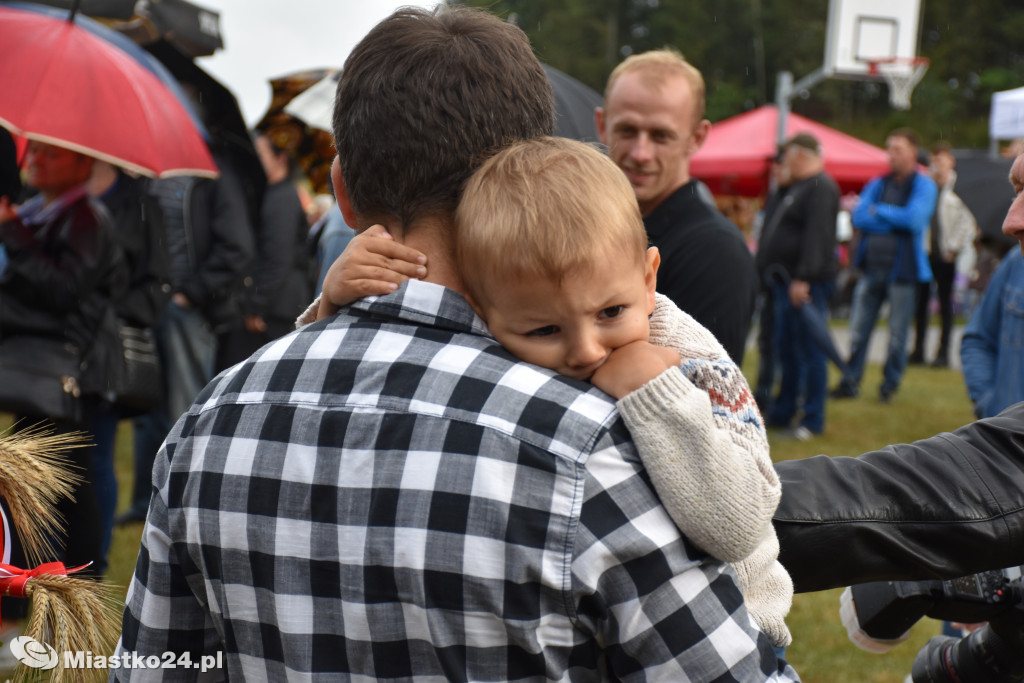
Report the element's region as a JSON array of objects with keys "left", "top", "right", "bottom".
[
  {"left": 600, "top": 305, "right": 625, "bottom": 319},
  {"left": 527, "top": 325, "right": 558, "bottom": 337}
]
